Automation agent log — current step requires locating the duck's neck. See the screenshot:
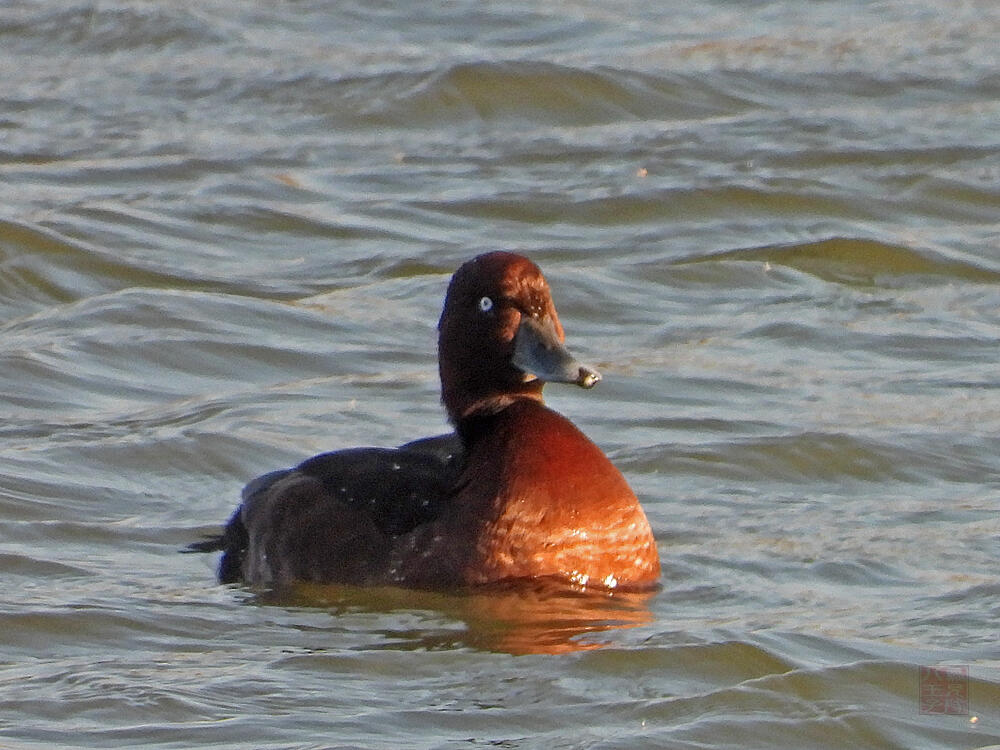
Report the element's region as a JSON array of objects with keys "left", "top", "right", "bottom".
[
  {"left": 438, "top": 334, "right": 546, "bottom": 430},
  {"left": 452, "top": 393, "right": 544, "bottom": 447}
]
